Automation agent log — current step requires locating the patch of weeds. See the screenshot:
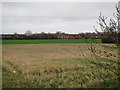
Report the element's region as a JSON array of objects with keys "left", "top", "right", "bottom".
[
  {"left": 22, "top": 78, "right": 45, "bottom": 88},
  {"left": 100, "top": 58, "right": 117, "bottom": 64},
  {"left": 2, "top": 67, "right": 24, "bottom": 88},
  {"left": 87, "top": 78, "right": 119, "bottom": 88}
]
